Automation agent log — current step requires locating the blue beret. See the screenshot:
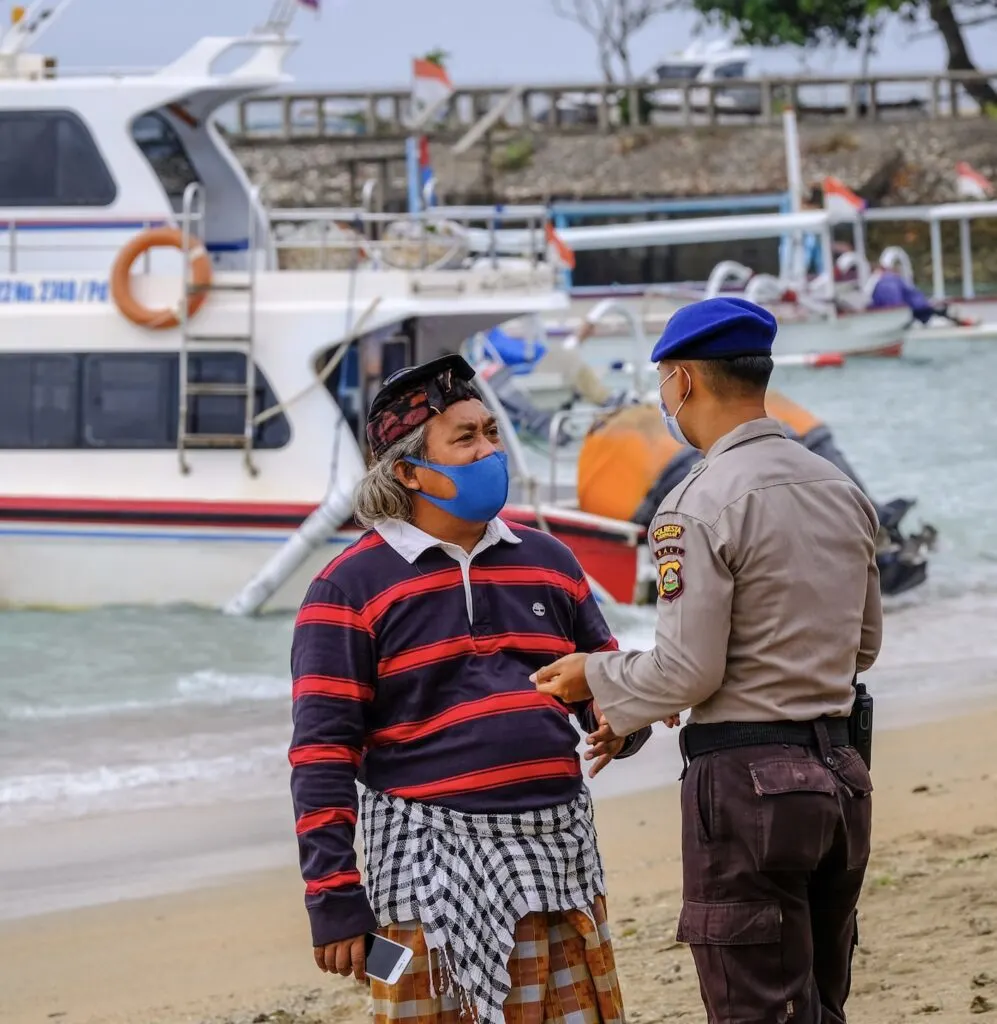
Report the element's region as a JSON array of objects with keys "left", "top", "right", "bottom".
[{"left": 651, "top": 297, "right": 778, "bottom": 363}]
